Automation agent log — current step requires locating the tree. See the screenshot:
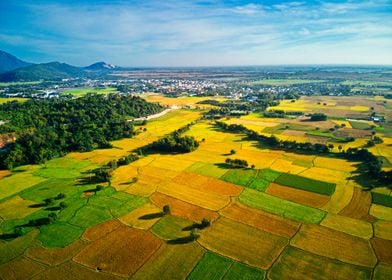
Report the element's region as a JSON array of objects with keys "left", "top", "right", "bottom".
[
  {"left": 59, "top": 202, "right": 67, "bottom": 209},
  {"left": 190, "top": 228, "right": 200, "bottom": 240},
  {"left": 96, "top": 185, "right": 104, "bottom": 192},
  {"left": 44, "top": 198, "right": 54, "bottom": 206},
  {"left": 200, "top": 218, "right": 211, "bottom": 229},
  {"left": 338, "top": 145, "right": 343, "bottom": 152},
  {"left": 310, "top": 113, "right": 327, "bottom": 121},
  {"left": 230, "top": 149, "right": 236, "bottom": 155},
  {"left": 55, "top": 193, "right": 66, "bottom": 200},
  {"left": 163, "top": 205, "right": 171, "bottom": 215}
]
